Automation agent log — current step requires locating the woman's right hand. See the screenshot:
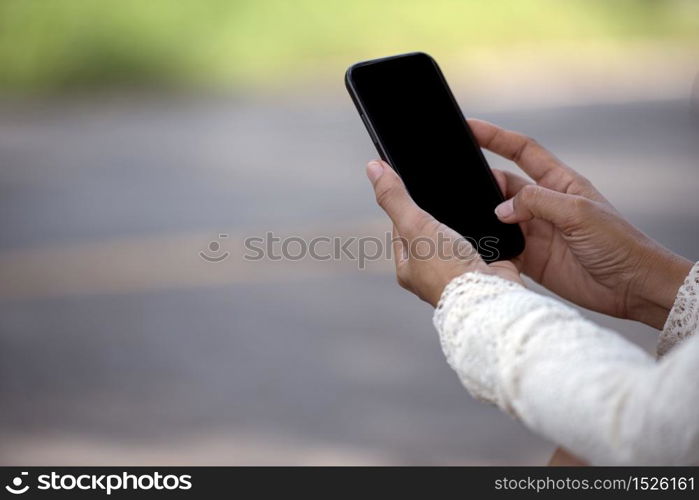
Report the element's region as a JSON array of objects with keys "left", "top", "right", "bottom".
[{"left": 469, "top": 119, "right": 692, "bottom": 329}]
